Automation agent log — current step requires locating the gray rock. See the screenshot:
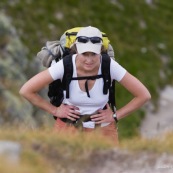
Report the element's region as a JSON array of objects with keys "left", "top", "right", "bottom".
[
  {"left": 0, "top": 12, "right": 37, "bottom": 126},
  {"left": 0, "top": 141, "right": 21, "bottom": 163},
  {"left": 140, "top": 85, "right": 173, "bottom": 138}
]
